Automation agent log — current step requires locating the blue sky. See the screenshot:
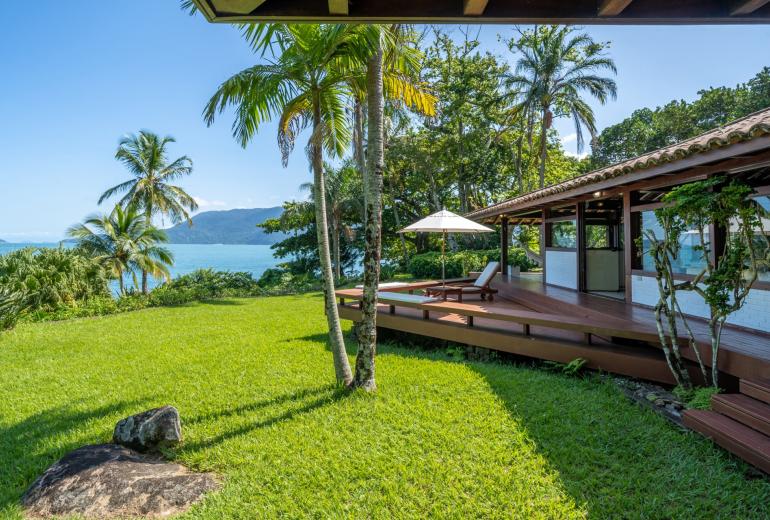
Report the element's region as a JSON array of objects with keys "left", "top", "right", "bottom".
[{"left": 2, "top": 1, "right": 770, "bottom": 242}]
